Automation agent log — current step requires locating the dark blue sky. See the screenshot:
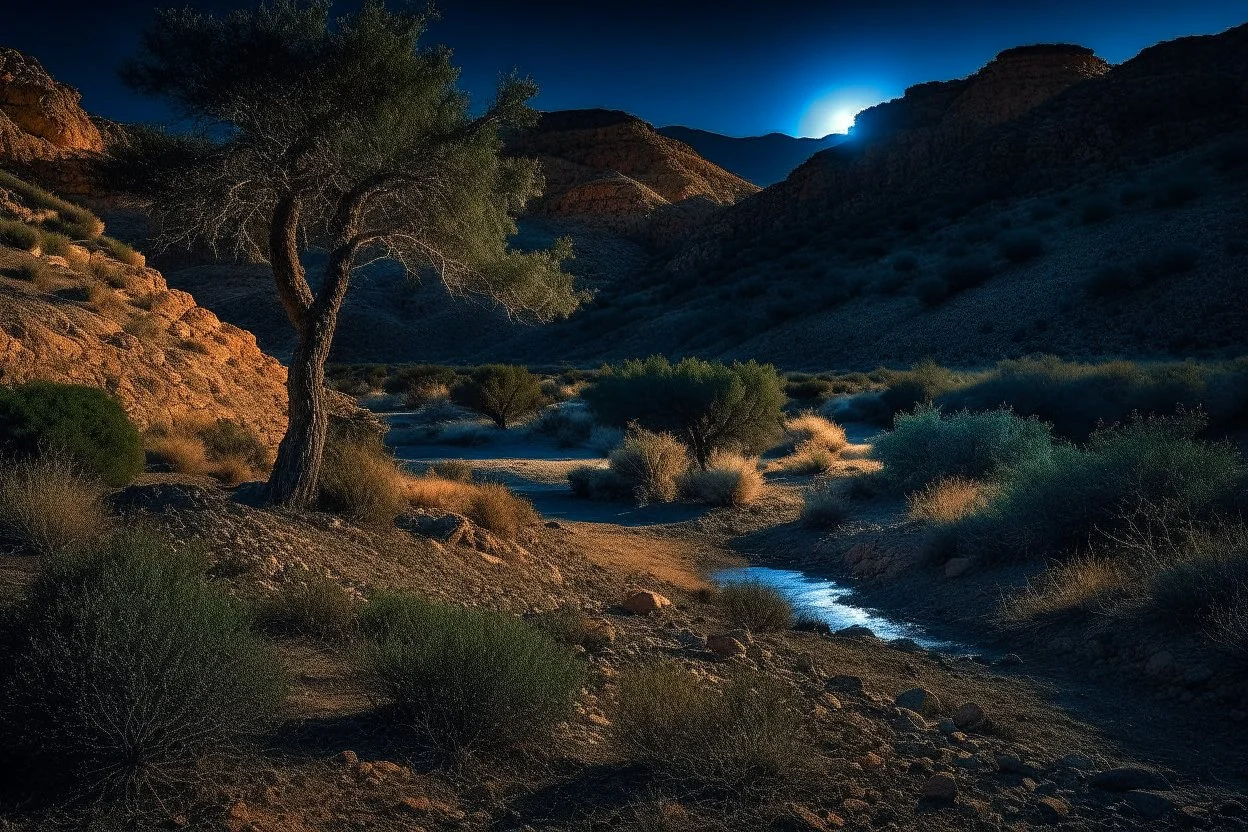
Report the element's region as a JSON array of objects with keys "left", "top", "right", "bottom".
[{"left": 6, "top": 1, "right": 1245, "bottom": 137}]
